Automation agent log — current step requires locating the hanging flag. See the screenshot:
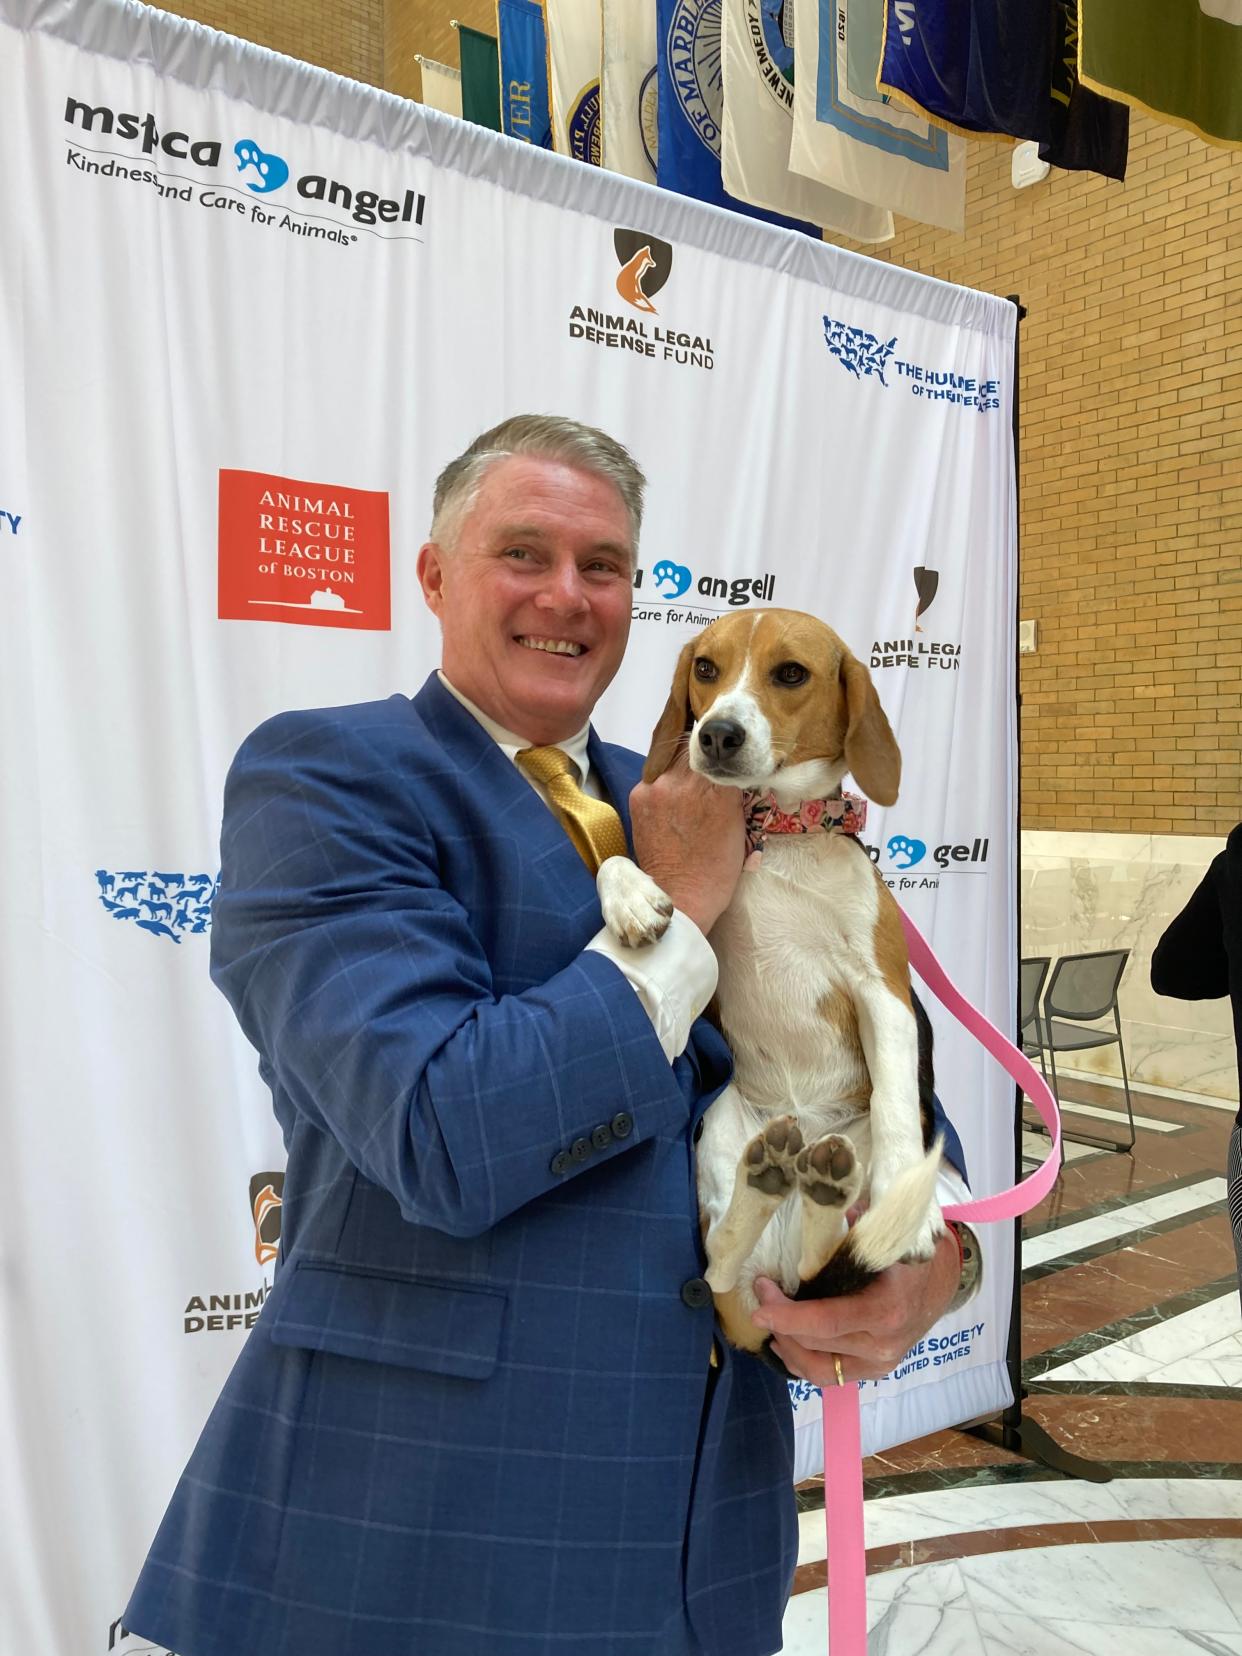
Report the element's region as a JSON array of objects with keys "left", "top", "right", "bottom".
[
  {"left": 656, "top": 0, "right": 815, "bottom": 230},
  {"left": 877, "top": 1, "right": 1054, "bottom": 143},
  {"left": 602, "top": 0, "right": 658, "bottom": 180},
  {"left": 720, "top": 0, "right": 893, "bottom": 241},
  {"left": 789, "top": 0, "right": 966, "bottom": 233},
  {"left": 419, "top": 56, "right": 463, "bottom": 118},
  {"left": 545, "top": 0, "right": 603, "bottom": 163},
  {"left": 1079, "top": 0, "right": 1242, "bottom": 150},
  {"left": 1039, "top": 0, "right": 1127, "bottom": 179},
  {"left": 459, "top": 24, "right": 503, "bottom": 131},
  {"left": 498, "top": 0, "right": 553, "bottom": 147}
]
